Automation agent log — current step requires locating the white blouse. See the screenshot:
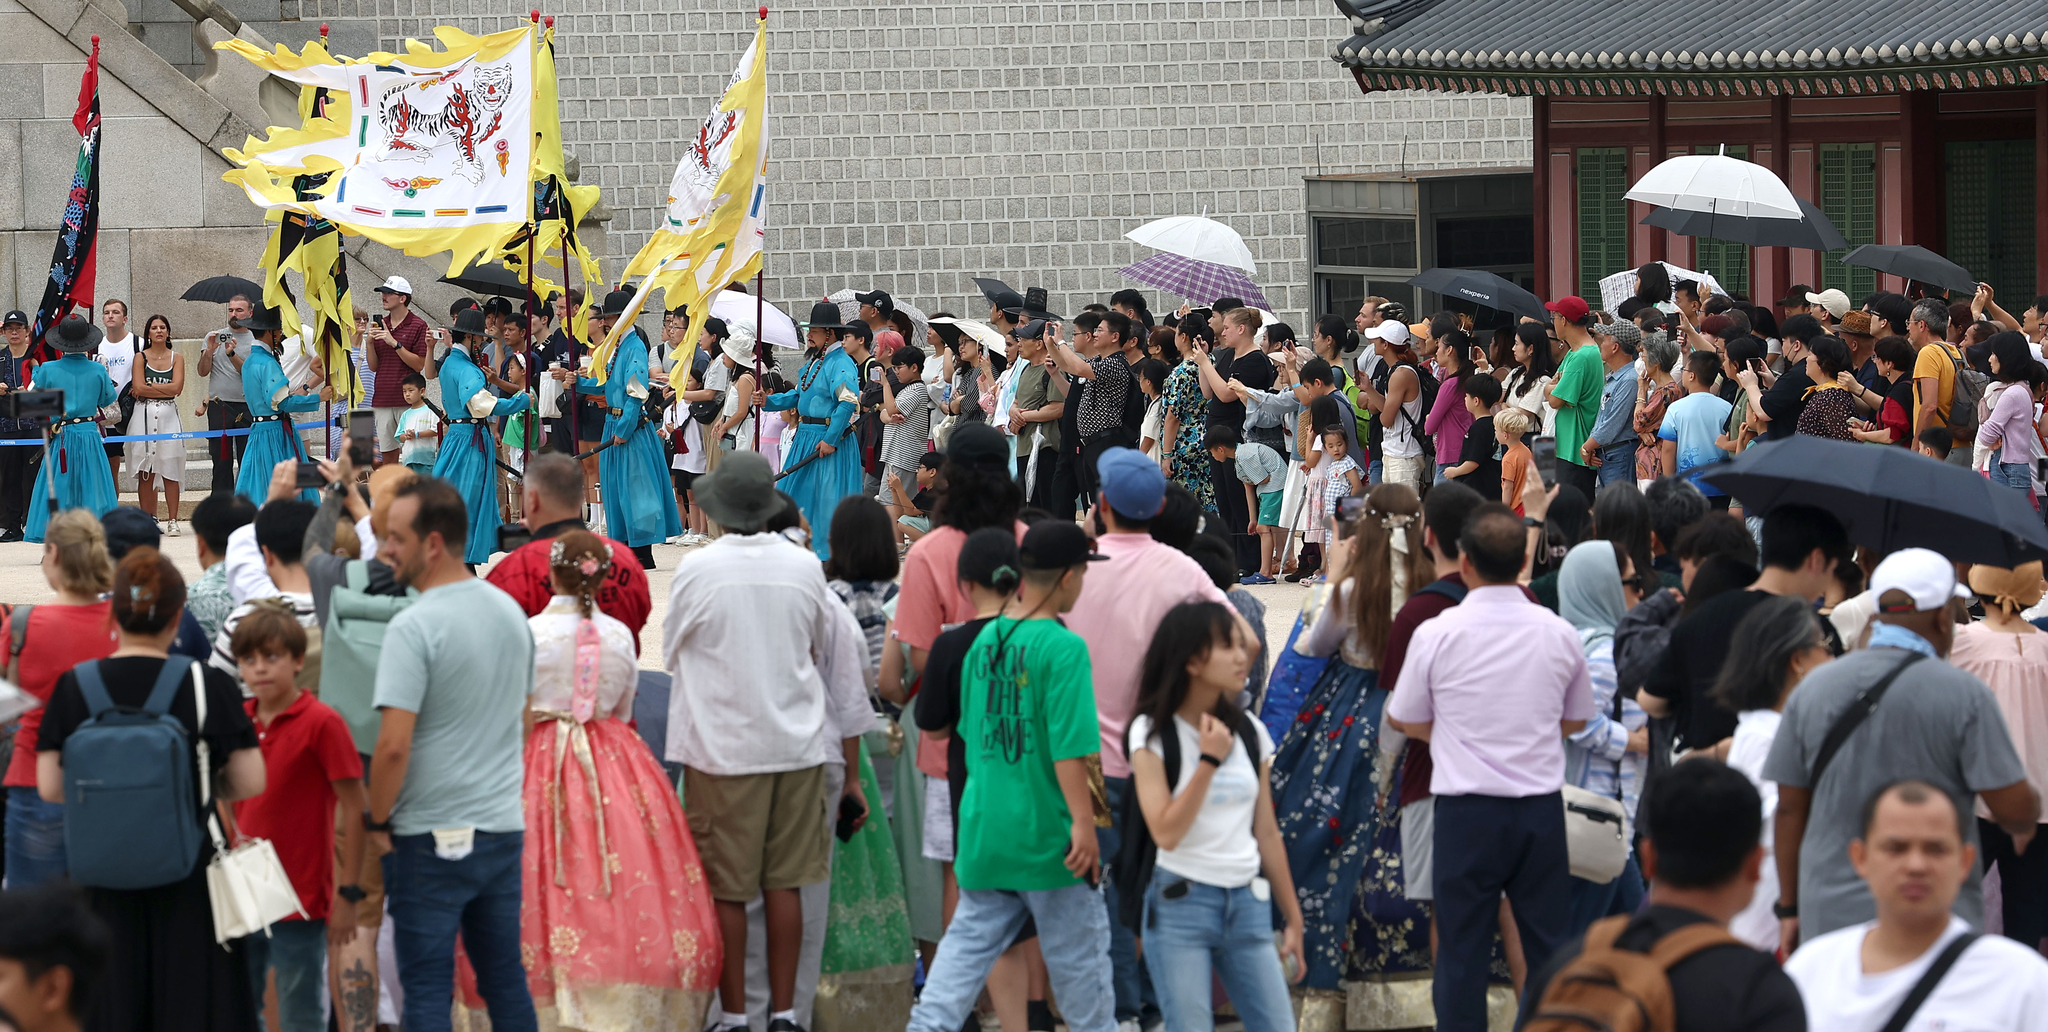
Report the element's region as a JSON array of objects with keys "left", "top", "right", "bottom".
[{"left": 529, "top": 597, "right": 639, "bottom": 721}]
